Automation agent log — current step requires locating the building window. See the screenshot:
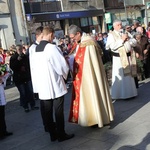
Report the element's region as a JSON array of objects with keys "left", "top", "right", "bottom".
[
  {"left": 45, "top": 0, "right": 57, "bottom": 1},
  {"left": 23, "top": 0, "right": 28, "bottom": 2},
  {"left": 69, "top": 0, "right": 88, "bottom": 2},
  {"left": 88, "top": 17, "right": 93, "bottom": 25},
  {"left": 92, "top": 17, "right": 99, "bottom": 25},
  {"left": 28, "top": 0, "right": 41, "bottom": 2},
  {"left": 69, "top": 19, "right": 80, "bottom": 27},
  {"left": 27, "top": 0, "right": 57, "bottom": 2},
  {"left": 80, "top": 18, "right": 88, "bottom": 27}
]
